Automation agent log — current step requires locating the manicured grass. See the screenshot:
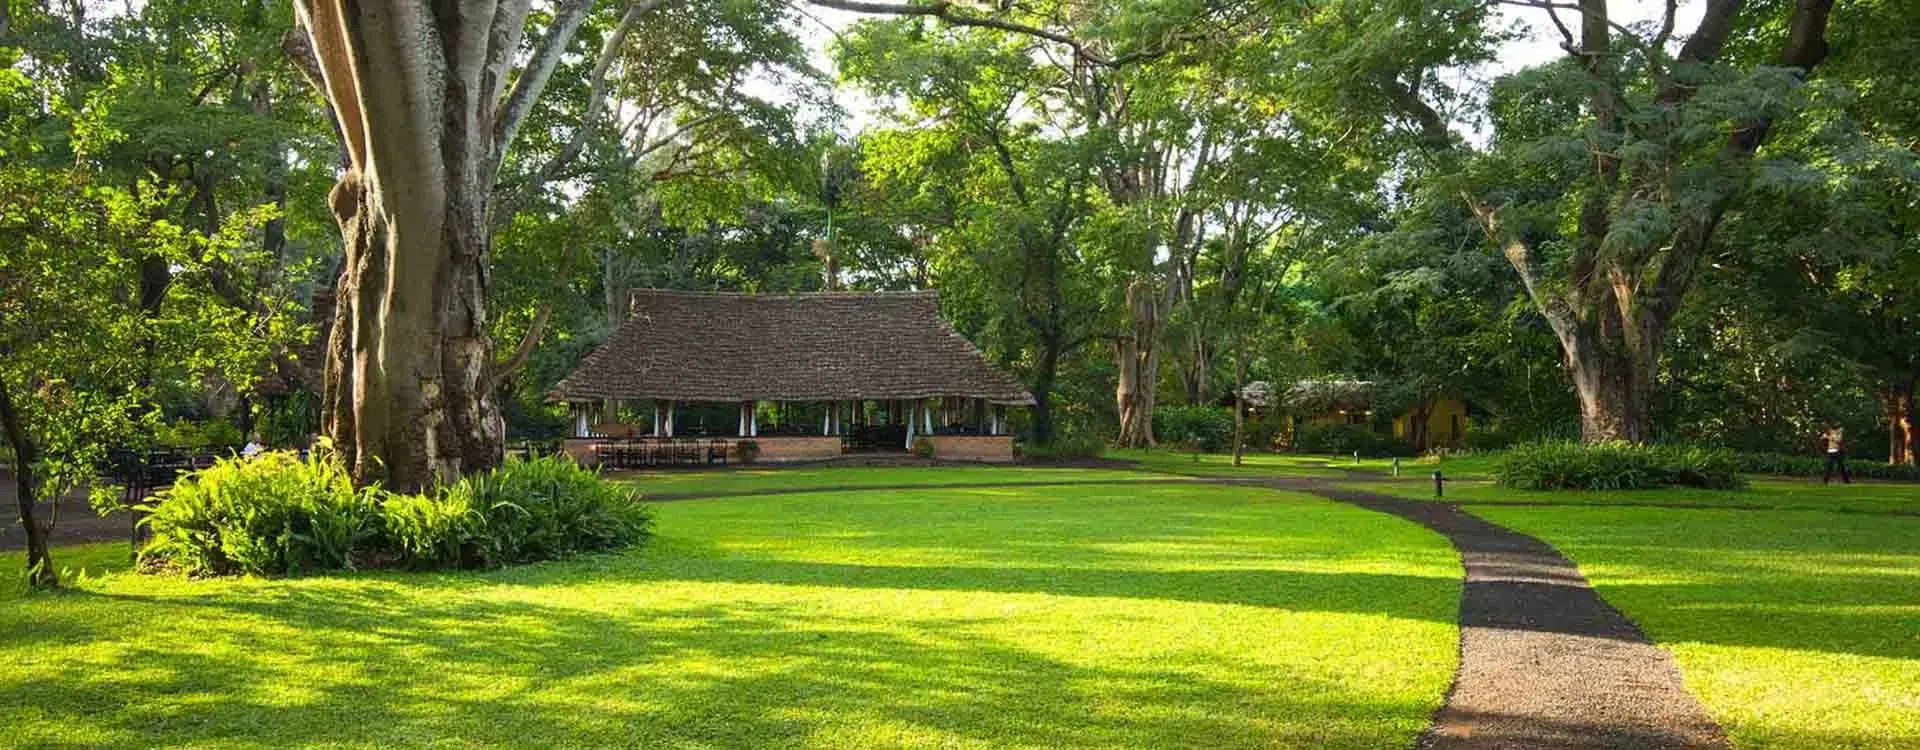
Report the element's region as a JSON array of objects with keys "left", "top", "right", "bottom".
[
  {"left": 1, "top": 480, "right": 1460, "bottom": 749},
  {"left": 1109, "top": 448, "right": 1359, "bottom": 478},
  {"left": 620, "top": 464, "right": 1161, "bottom": 497},
  {"left": 1470, "top": 506, "right": 1920, "bottom": 749},
  {"left": 1352, "top": 475, "right": 1920, "bottom": 515}
]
